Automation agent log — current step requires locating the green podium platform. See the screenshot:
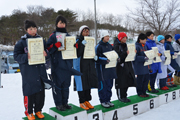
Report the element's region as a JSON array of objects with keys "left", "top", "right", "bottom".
[
  {"left": 49, "top": 104, "right": 88, "bottom": 120},
  {"left": 22, "top": 112, "right": 56, "bottom": 120}
]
